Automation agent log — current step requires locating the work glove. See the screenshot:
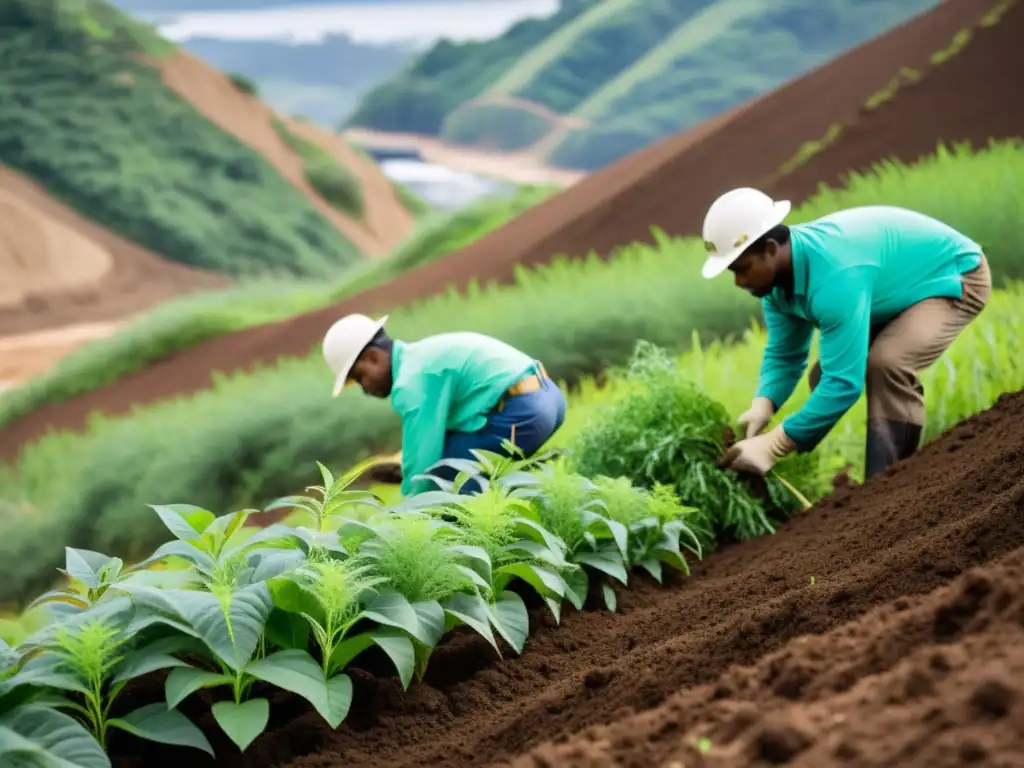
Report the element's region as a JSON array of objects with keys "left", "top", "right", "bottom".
[
  {"left": 717, "top": 424, "right": 796, "bottom": 476},
  {"left": 737, "top": 396, "right": 776, "bottom": 439}
]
